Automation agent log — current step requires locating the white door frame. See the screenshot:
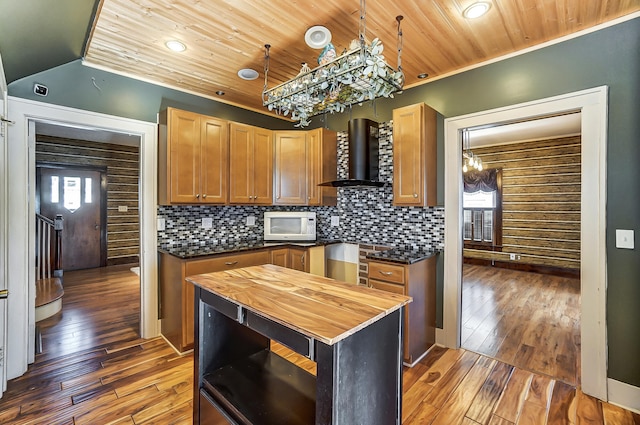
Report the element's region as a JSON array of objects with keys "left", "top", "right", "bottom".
[
  {"left": 0, "top": 54, "right": 8, "bottom": 398},
  {"left": 5, "top": 97, "right": 159, "bottom": 380},
  {"left": 443, "top": 86, "right": 608, "bottom": 400}
]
